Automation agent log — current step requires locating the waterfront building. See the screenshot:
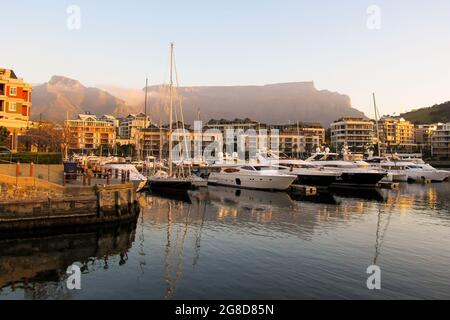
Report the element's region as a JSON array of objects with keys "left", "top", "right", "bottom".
[
  {"left": 118, "top": 113, "right": 151, "bottom": 140},
  {"left": 270, "top": 122, "right": 324, "bottom": 157},
  {"left": 415, "top": 123, "right": 441, "bottom": 156},
  {"left": 431, "top": 123, "right": 450, "bottom": 159},
  {"left": 135, "top": 125, "right": 168, "bottom": 159},
  {"left": 378, "top": 117, "right": 416, "bottom": 151},
  {"left": 330, "top": 117, "right": 375, "bottom": 152},
  {"left": 0, "top": 68, "right": 33, "bottom": 151},
  {"left": 205, "top": 118, "right": 264, "bottom": 135},
  {"left": 65, "top": 114, "right": 116, "bottom": 152}
]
